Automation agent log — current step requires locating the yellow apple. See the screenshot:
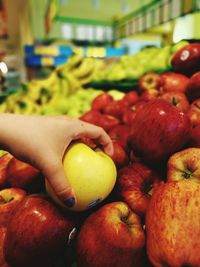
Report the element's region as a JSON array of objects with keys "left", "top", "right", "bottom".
[{"left": 46, "top": 142, "right": 117, "bottom": 211}]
